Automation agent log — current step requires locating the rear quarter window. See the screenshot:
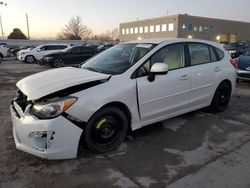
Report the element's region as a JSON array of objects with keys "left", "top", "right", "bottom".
[{"left": 215, "top": 48, "right": 224, "bottom": 60}]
